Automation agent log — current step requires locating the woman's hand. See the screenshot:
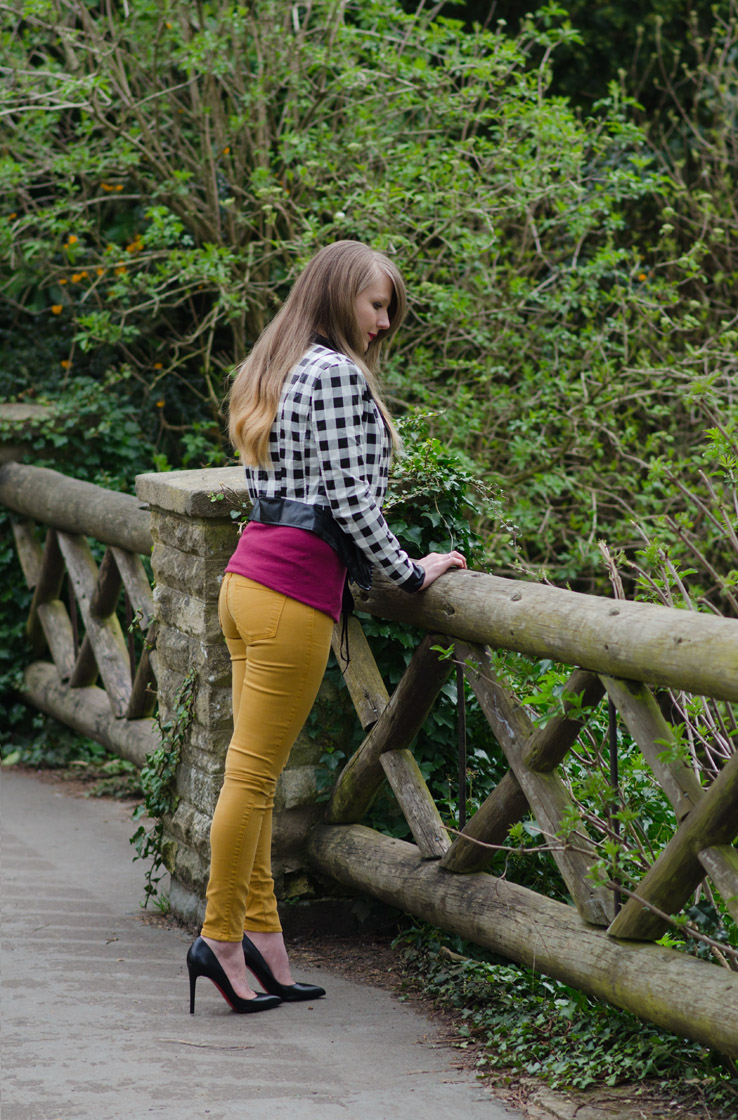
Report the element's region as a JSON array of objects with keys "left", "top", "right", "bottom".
[{"left": 417, "top": 550, "right": 467, "bottom": 590}]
